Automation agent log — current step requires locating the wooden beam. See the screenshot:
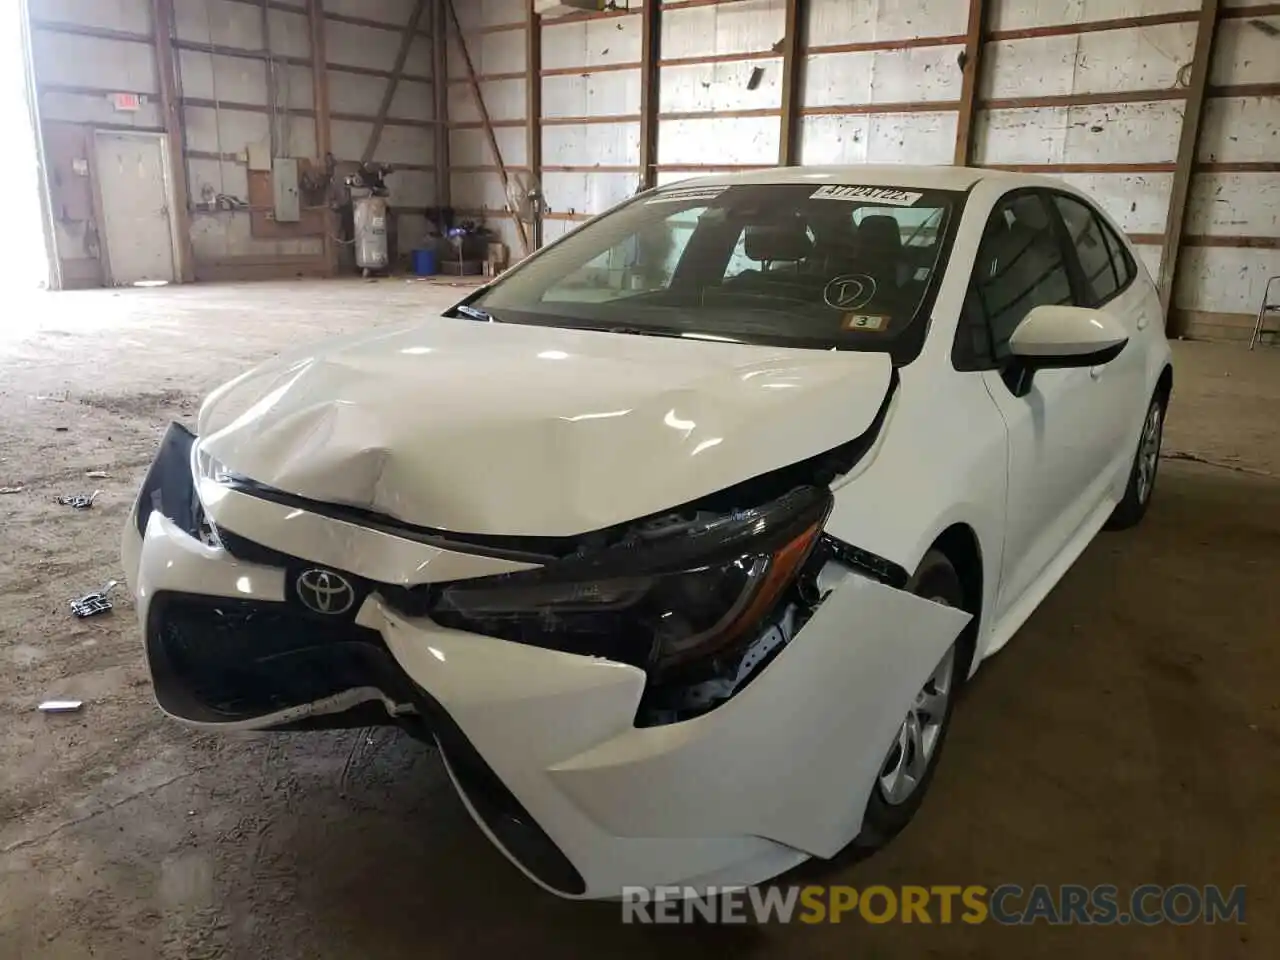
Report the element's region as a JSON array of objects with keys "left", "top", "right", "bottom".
[
  {"left": 638, "top": 0, "right": 661, "bottom": 189},
  {"left": 954, "top": 0, "right": 987, "bottom": 166},
  {"left": 152, "top": 0, "right": 194, "bottom": 282},
  {"left": 363, "top": 0, "right": 429, "bottom": 163},
  {"left": 433, "top": 0, "right": 450, "bottom": 208},
  {"left": 306, "top": 0, "right": 334, "bottom": 274},
  {"left": 778, "top": 0, "right": 806, "bottom": 165},
  {"left": 526, "top": 0, "right": 543, "bottom": 249},
  {"left": 1158, "top": 0, "right": 1220, "bottom": 326},
  {"left": 446, "top": 0, "right": 529, "bottom": 254},
  {"left": 30, "top": 19, "right": 152, "bottom": 43},
  {"left": 988, "top": 10, "right": 1197, "bottom": 41}
]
